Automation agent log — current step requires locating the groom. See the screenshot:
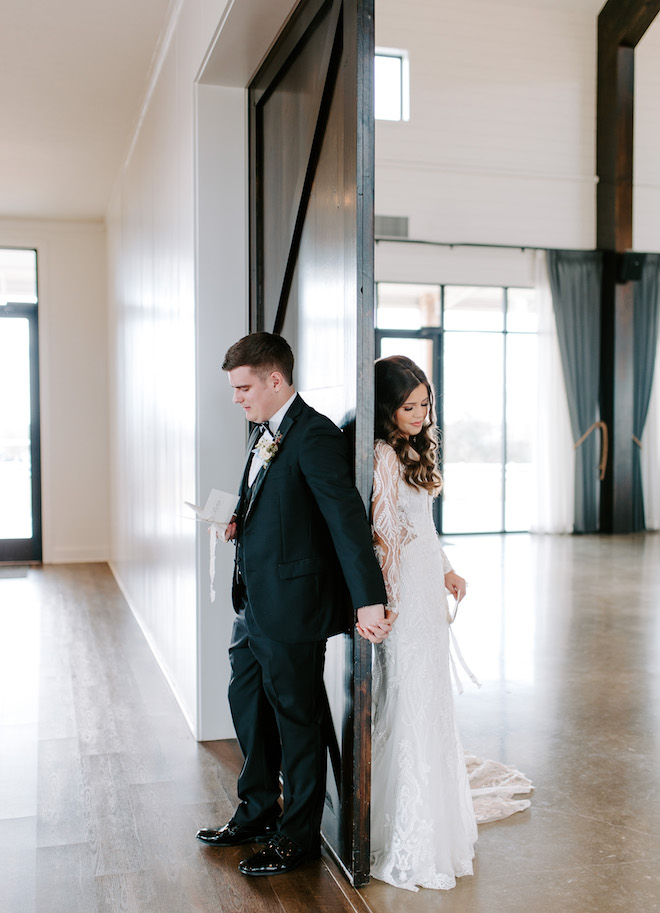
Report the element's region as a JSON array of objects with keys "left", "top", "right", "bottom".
[{"left": 196, "top": 332, "right": 391, "bottom": 876}]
